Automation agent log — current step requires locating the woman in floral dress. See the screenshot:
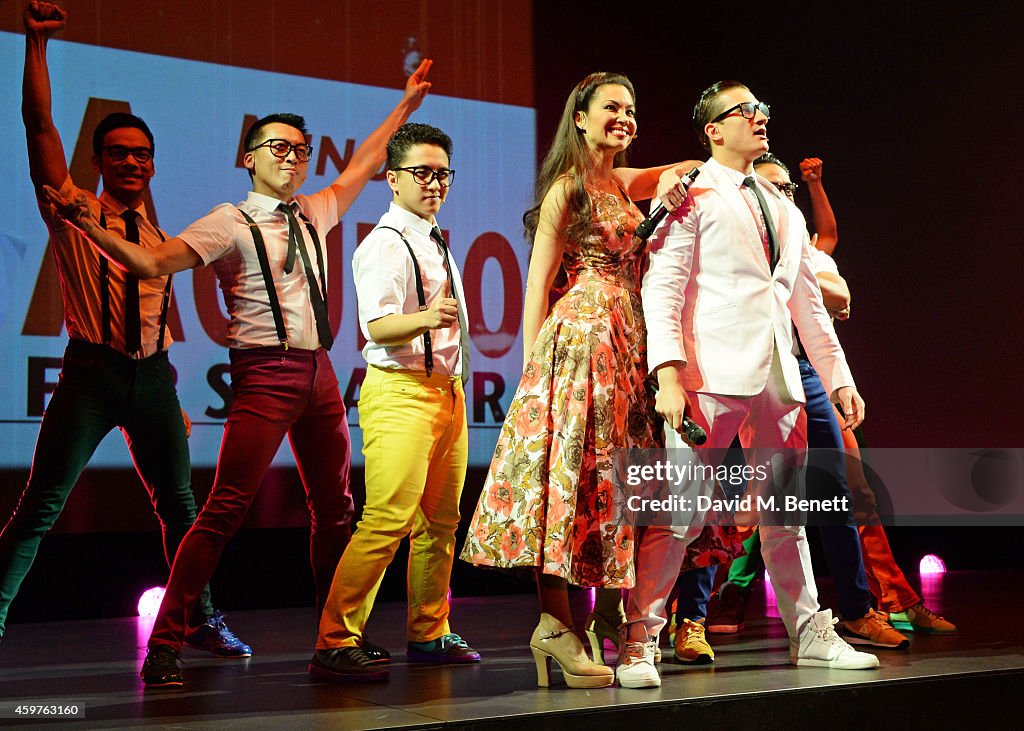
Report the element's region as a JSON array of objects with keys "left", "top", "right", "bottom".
[{"left": 460, "top": 72, "right": 697, "bottom": 688}]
